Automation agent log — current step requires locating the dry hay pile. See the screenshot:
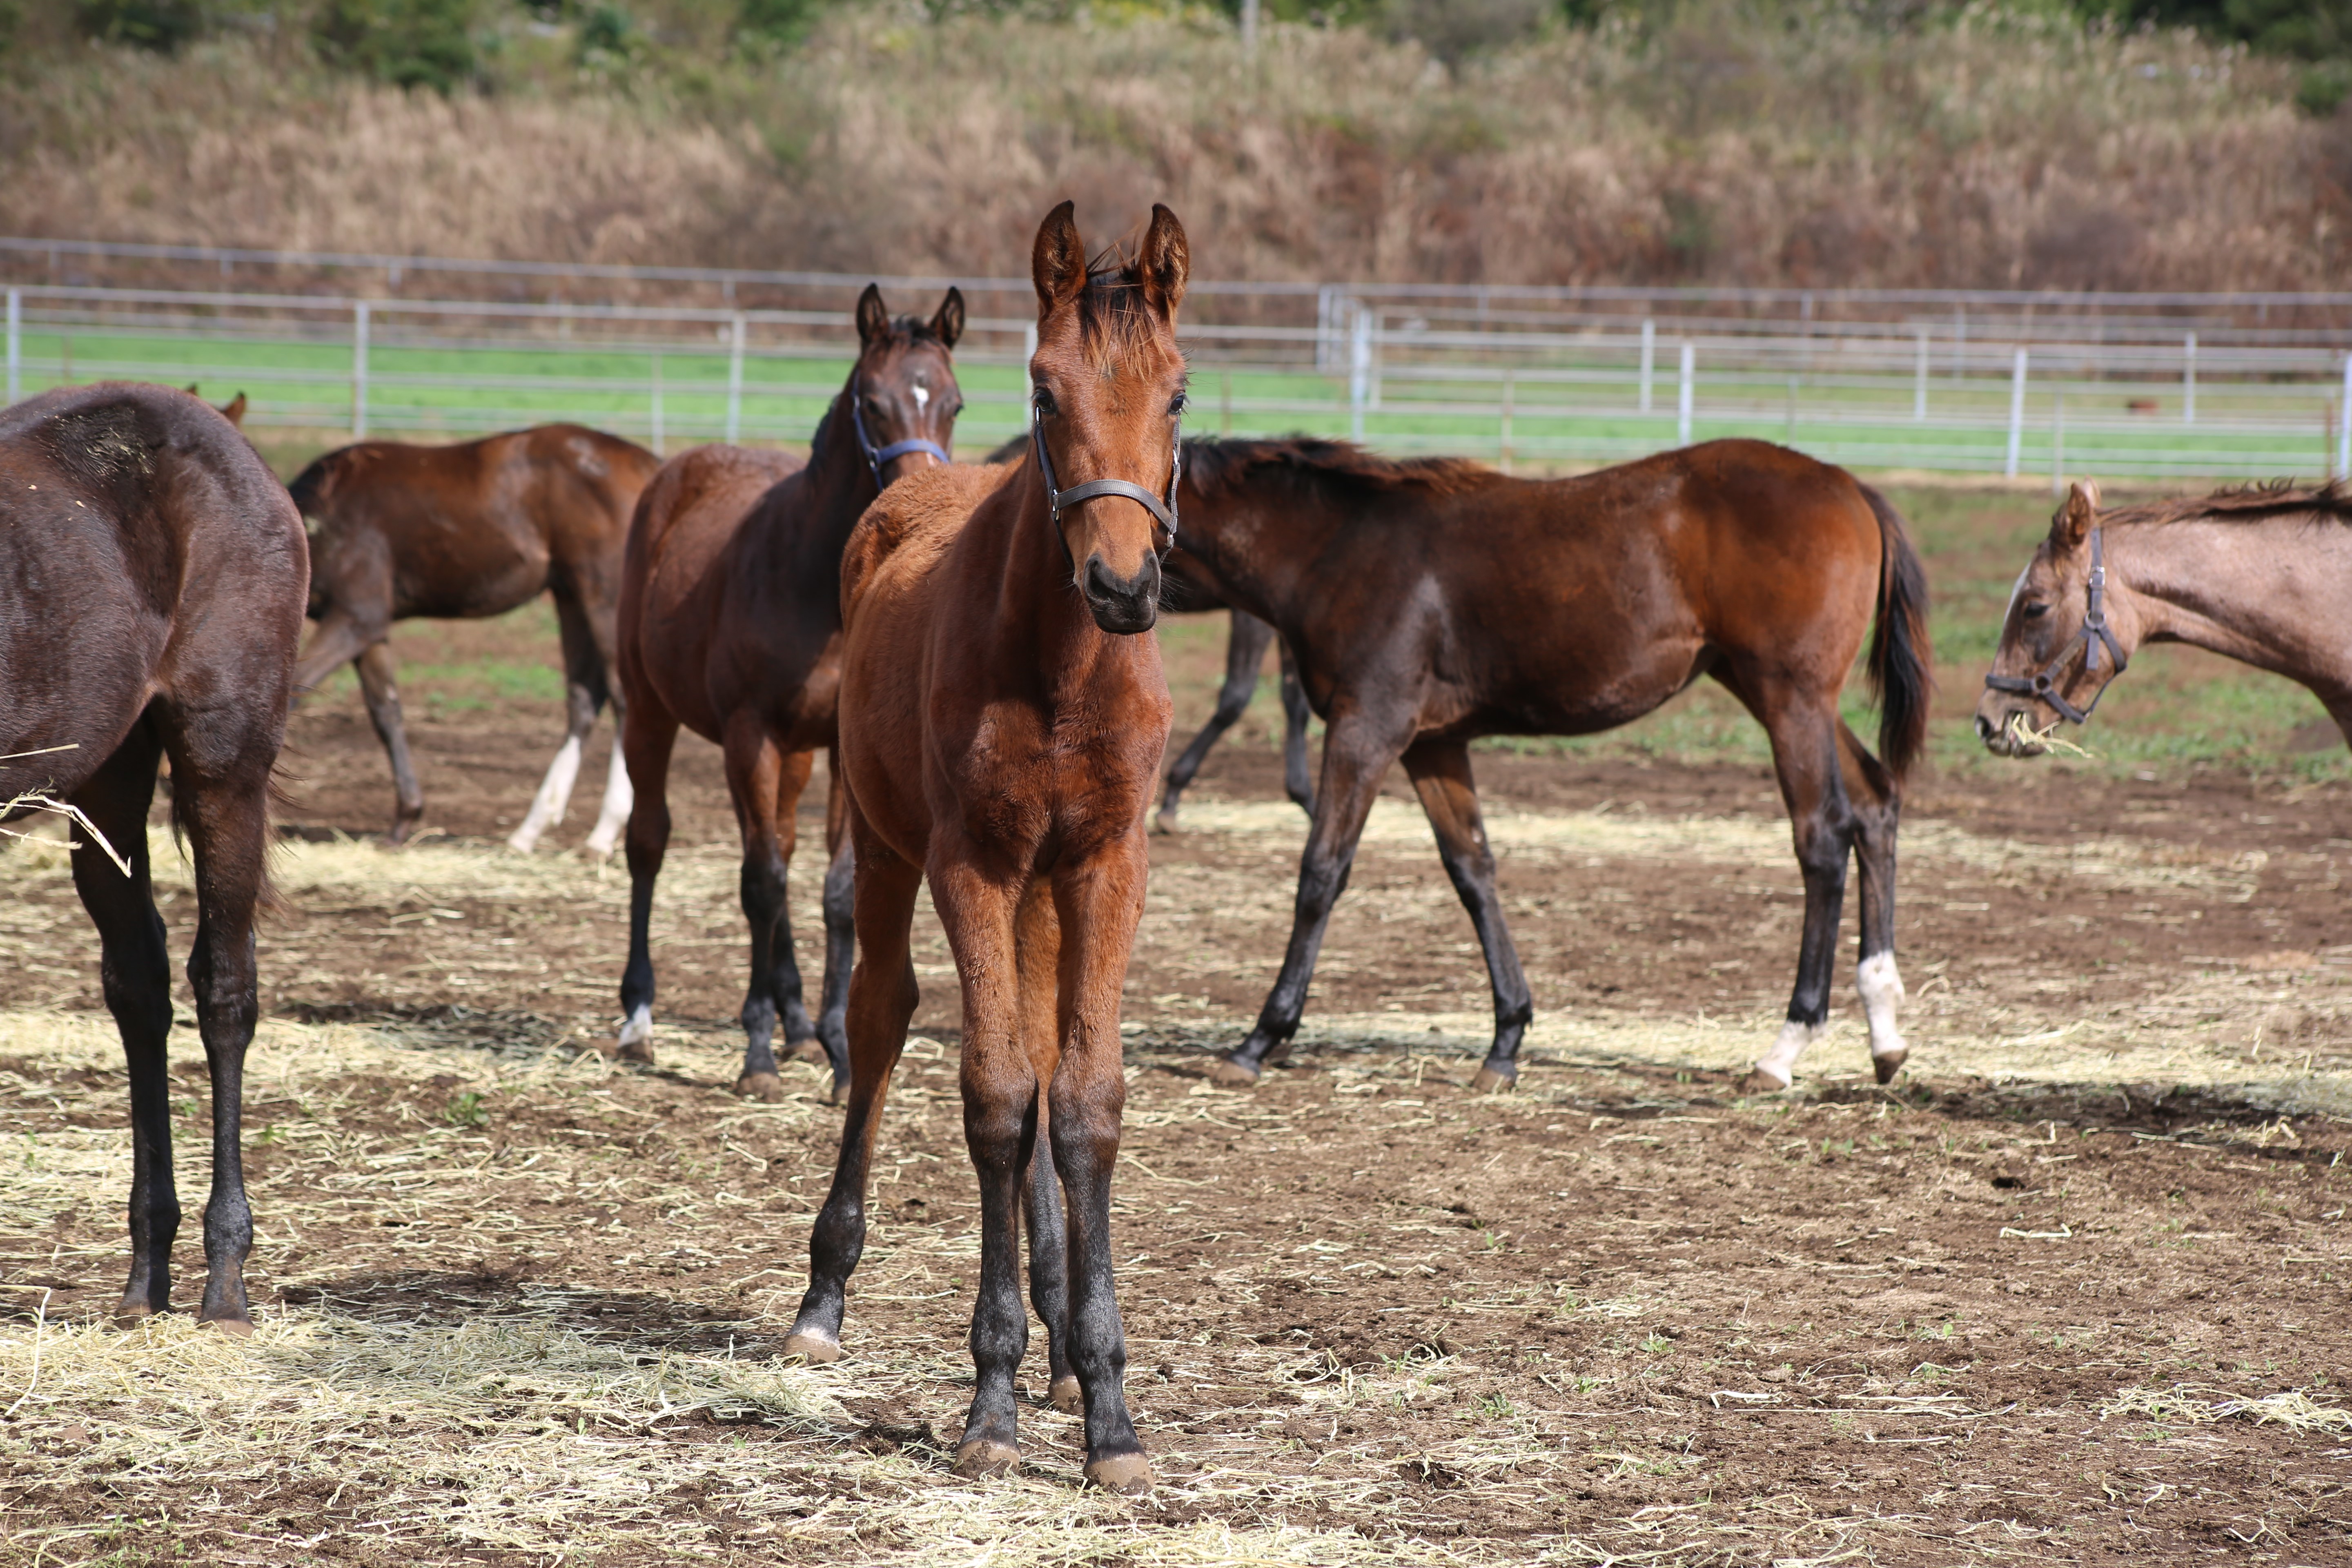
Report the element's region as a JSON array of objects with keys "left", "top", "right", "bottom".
[{"left": 3, "top": 793, "right": 2350, "bottom": 1564}]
